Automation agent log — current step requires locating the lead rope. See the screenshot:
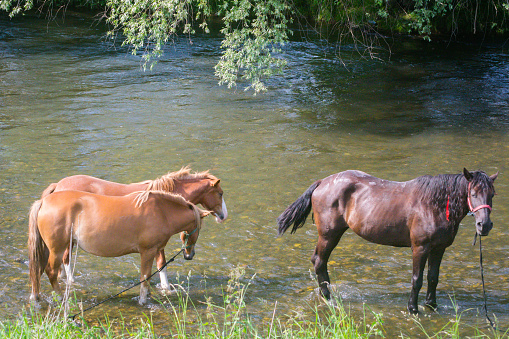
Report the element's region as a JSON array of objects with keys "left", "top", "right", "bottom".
[
  {"left": 474, "top": 233, "right": 497, "bottom": 329},
  {"left": 68, "top": 248, "right": 184, "bottom": 321}
]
